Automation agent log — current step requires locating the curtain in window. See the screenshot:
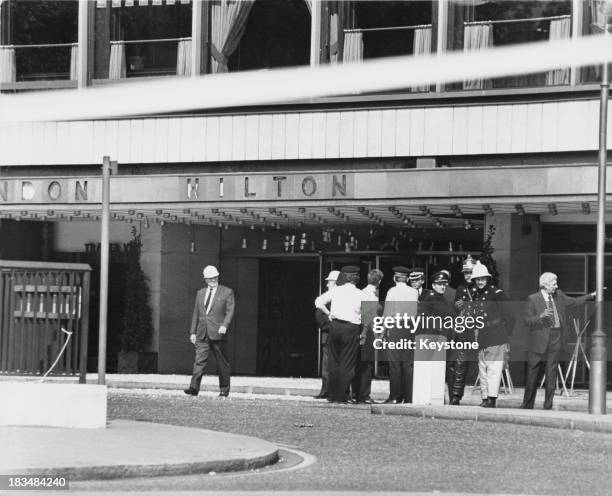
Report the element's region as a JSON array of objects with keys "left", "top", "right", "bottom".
[
  {"left": 412, "top": 26, "right": 432, "bottom": 92},
  {"left": 546, "top": 17, "right": 571, "bottom": 86},
  {"left": 303, "top": 0, "right": 311, "bottom": 14},
  {"left": 109, "top": 42, "right": 126, "bottom": 79},
  {"left": 462, "top": 23, "right": 492, "bottom": 90},
  {"left": 210, "top": 0, "right": 255, "bottom": 73},
  {"left": 0, "top": 47, "right": 15, "bottom": 83},
  {"left": 176, "top": 38, "right": 192, "bottom": 76},
  {"left": 342, "top": 31, "right": 363, "bottom": 63},
  {"left": 329, "top": 1, "right": 355, "bottom": 64},
  {"left": 69, "top": 45, "right": 78, "bottom": 81}
]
